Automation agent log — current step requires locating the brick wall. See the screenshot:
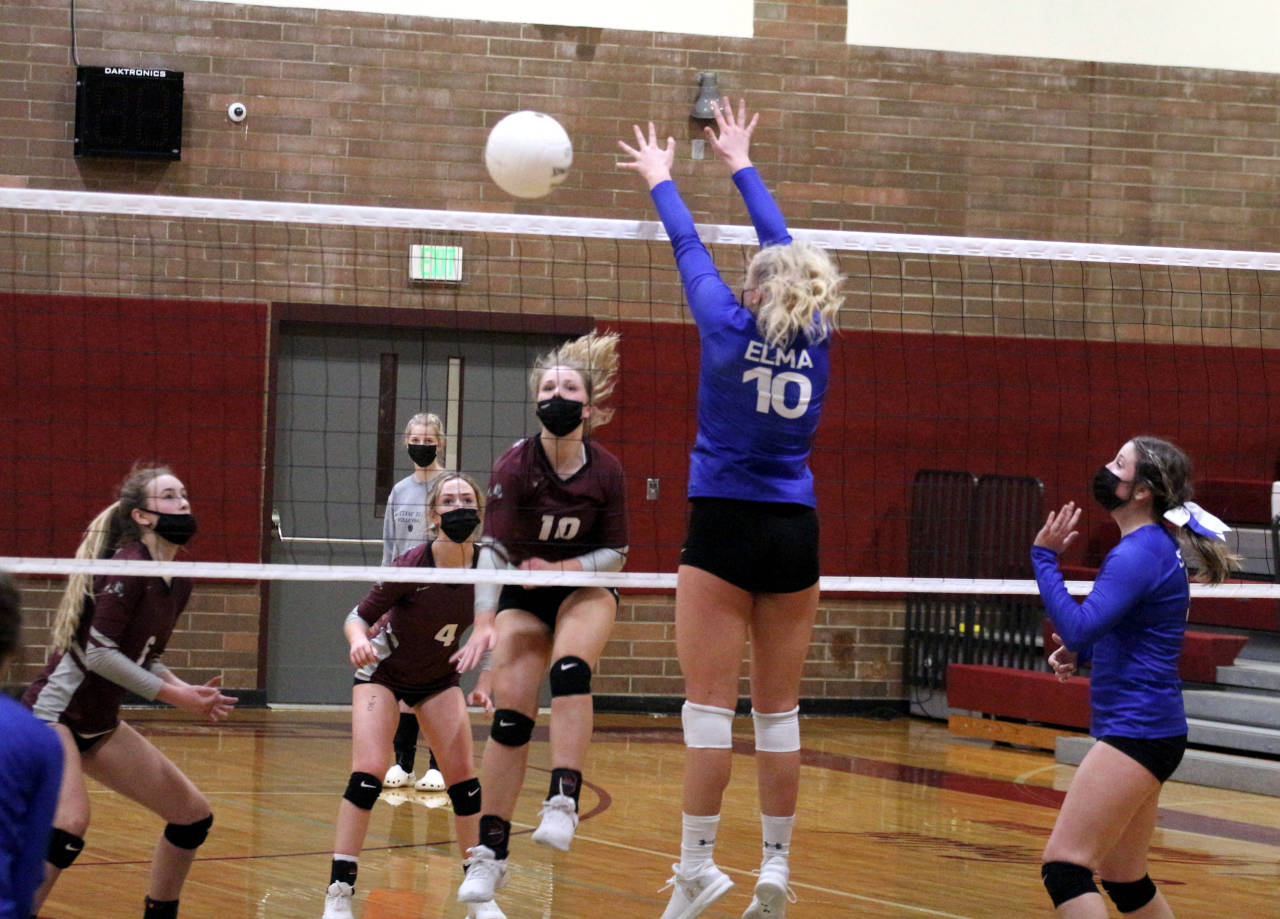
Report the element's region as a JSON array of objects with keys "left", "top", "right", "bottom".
[
  {"left": 1, "top": 1, "right": 1276, "bottom": 248},
  {"left": 3, "top": 577, "right": 261, "bottom": 692},
  {"left": 598, "top": 593, "right": 903, "bottom": 711},
  {"left": 4, "top": 0, "right": 1279, "bottom": 709},
  {"left": 4, "top": 579, "right": 901, "bottom": 712}
]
